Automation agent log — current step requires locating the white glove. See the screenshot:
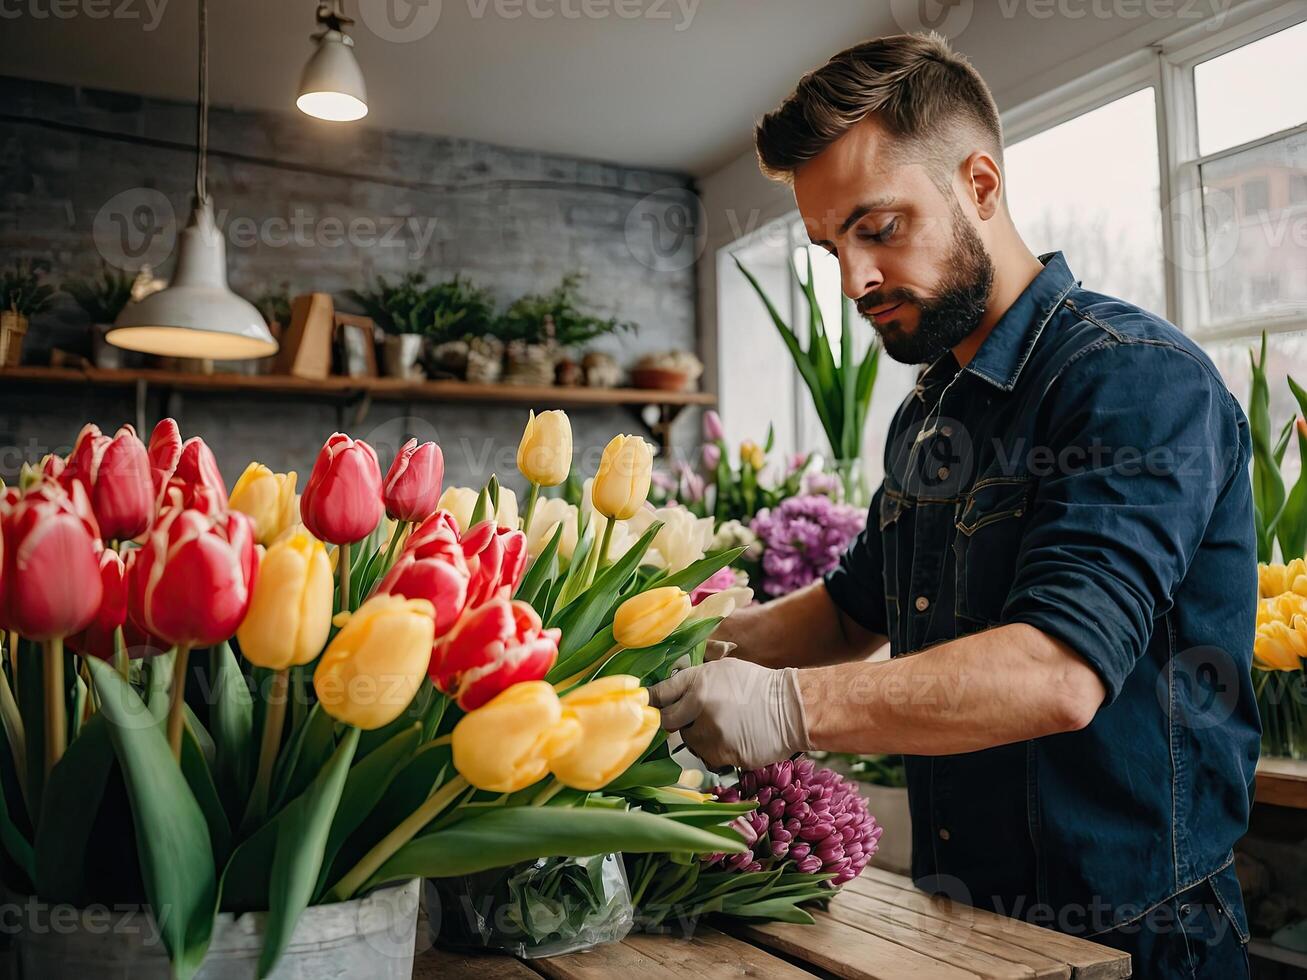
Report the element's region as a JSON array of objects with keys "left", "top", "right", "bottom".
[{"left": 647, "top": 659, "right": 811, "bottom": 770}]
